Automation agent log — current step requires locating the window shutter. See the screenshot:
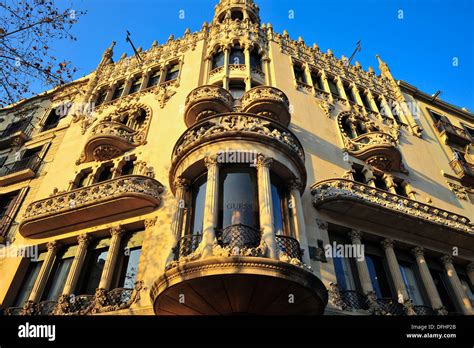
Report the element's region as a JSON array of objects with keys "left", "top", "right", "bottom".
[{"left": 0, "top": 187, "right": 29, "bottom": 237}]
